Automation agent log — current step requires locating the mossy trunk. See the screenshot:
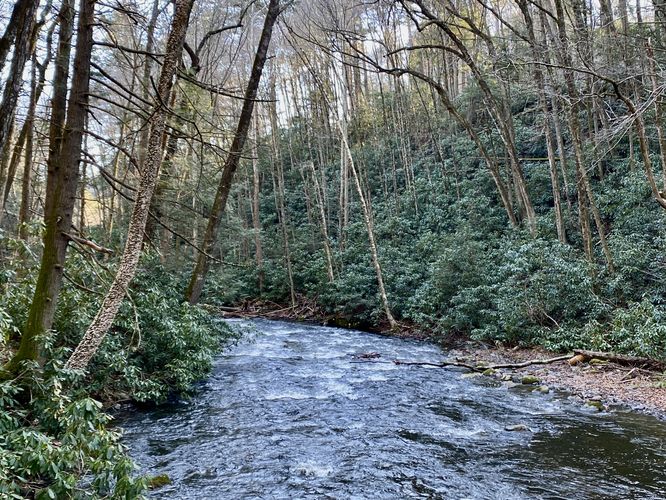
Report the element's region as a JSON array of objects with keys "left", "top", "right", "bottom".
[{"left": 5, "top": 0, "right": 94, "bottom": 372}]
